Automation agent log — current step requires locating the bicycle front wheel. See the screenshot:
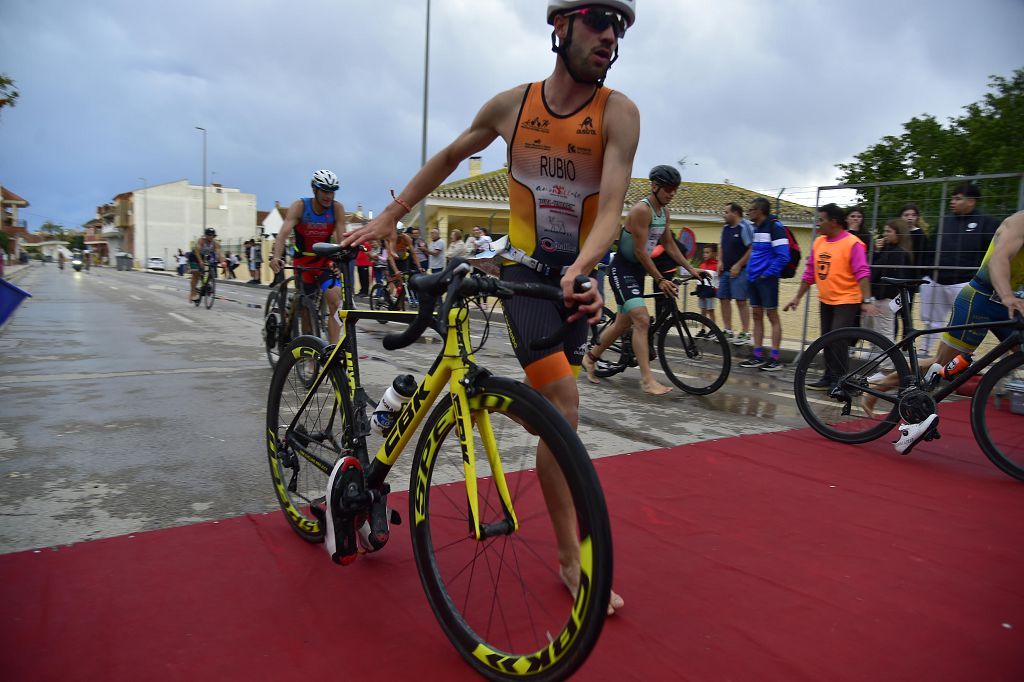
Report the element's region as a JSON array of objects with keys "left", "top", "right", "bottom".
[
  {"left": 972, "top": 352, "right": 1024, "bottom": 482},
  {"left": 266, "top": 335, "right": 347, "bottom": 542},
  {"left": 410, "top": 376, "right": 612, "bottom": 681},
  {"left": 657, "top": 311, "right": 731, "bottom": 395},
  {"left": 204, "top": 273, "right": 216, "bottom": 309},
  {"left": 794, "top": 327, "right": 912, "bottom": 443},
  {"left": 263, "top": 290, "right": 284, "bottom": 369}
]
